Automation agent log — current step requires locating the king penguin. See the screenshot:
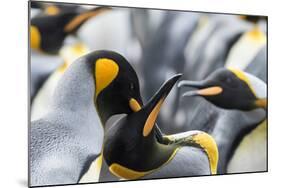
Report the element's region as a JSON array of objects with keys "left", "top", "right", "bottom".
[
  {"left": 87, "top": 50, "right": 219, "bottom": 180},
  {"left": 30, "top": 51, "right": 105, "bottom": 186},
  {"left": 178, "top": 68, "right": 267, "bottom": 173},
  {"left": 30, "top": 4, "right": 109, "bottom": 54},
  {"left": 171, "top": 15, "right": 252, "bottom": 136},
  {"left": 103, "top": 76, "right": 219, "bottom": 179},
  {"left": 29, "top": 4, "right": 110, "bottom": 102}
]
